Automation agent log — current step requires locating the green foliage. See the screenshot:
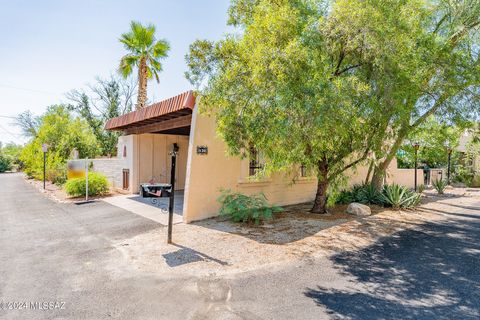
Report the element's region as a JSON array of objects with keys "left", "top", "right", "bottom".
[
  {"left": 381, "top": 184, "right": 421, "bottom": 209},
  {"left": 0, "top": 154, "right": 12, "bottom": 172},
  {"left": 119, "top": 21, "right": 170, "bottom": 80},
  {"left": 346, "top": 0, "right": 480, "bottom": 185},
  {"left": 67, "top": 76, "right": 135, "bottom": 156},
  {"left": 119, "top": 21, "right": 170, "bottom": 109},
  {"left": 1, "top": 143, "right": 23, "bottom": 170},
  {"left": 64, "top": 172, "right": 109, "bottom": 197},
  {"left": 336, "top": 183, "right": 383, "bottom": 205},
  {"left": 418, "top": 184, "right": 426, "bottom": 194},
  {"left": 218, "top": 189, "right": 283, "bottom": 224},
  {"left": 337, "top": 183, "right": 421, "bottom": 209},
  {"left": 453, "top": 165, "right": 474, "bottom": 186},
  {"left": 186, "top": 0, "right": 382, "bottom": 213},
  {"left": 432, "top": 179, "right": 447, "bottom": 194},
  {"left": 397, "top": 117, "right": 465, "bottom": 169},
  {"left": 19, "top": 105, "right": 99, "bottom": 184}
]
